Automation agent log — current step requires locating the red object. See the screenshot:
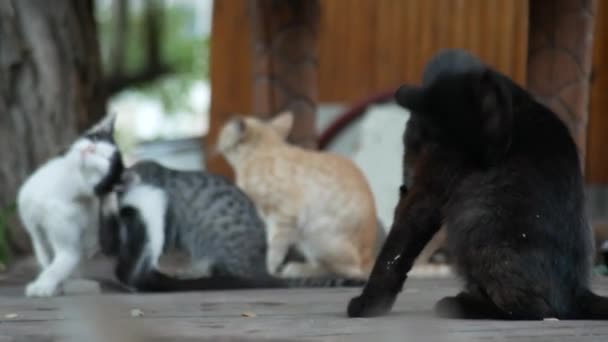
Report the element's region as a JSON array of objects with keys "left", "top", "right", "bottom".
[{"left": 317, "top": 89, "right": 398, "bottom": 150}]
